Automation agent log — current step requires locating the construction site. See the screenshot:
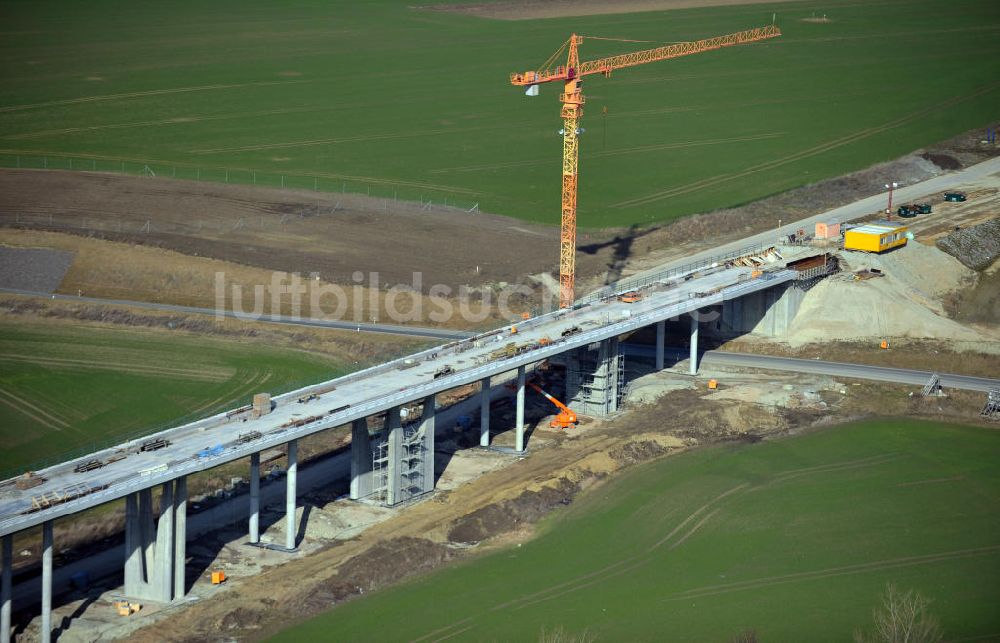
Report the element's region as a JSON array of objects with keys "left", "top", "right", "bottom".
[{"left": 1, "top": 0, "right": 999, "bottom": 641}]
